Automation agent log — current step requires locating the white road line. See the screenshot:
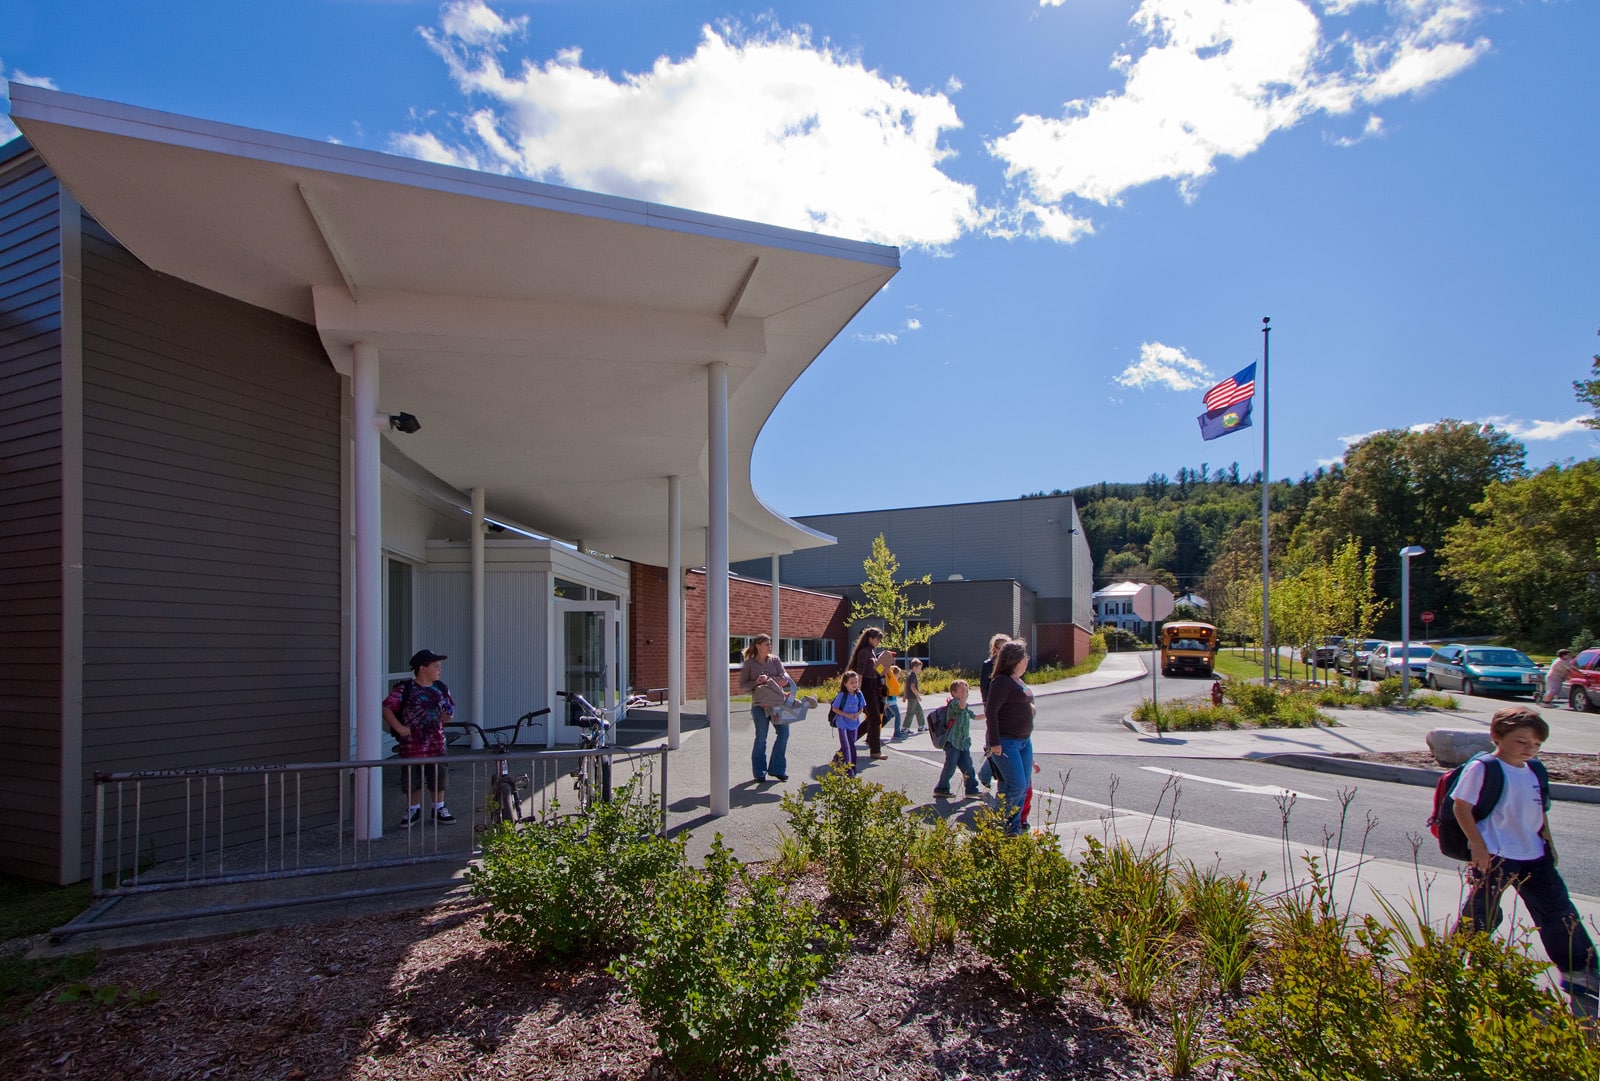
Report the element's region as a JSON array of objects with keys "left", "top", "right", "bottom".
[{"left": 1138, "top": 766, "right": 1330, "bottom": 801}]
